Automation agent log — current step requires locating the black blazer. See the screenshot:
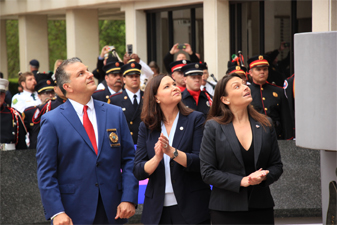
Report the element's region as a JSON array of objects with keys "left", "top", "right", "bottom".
[
  {"left": 109, "top": 90, "right": 143, "bottom": 144},
  {"left": 134, "top": 111, "right": 210, "bottom": 224},
  {"left": 200, "top": 117, "right": 283, "bottom": 212}
]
